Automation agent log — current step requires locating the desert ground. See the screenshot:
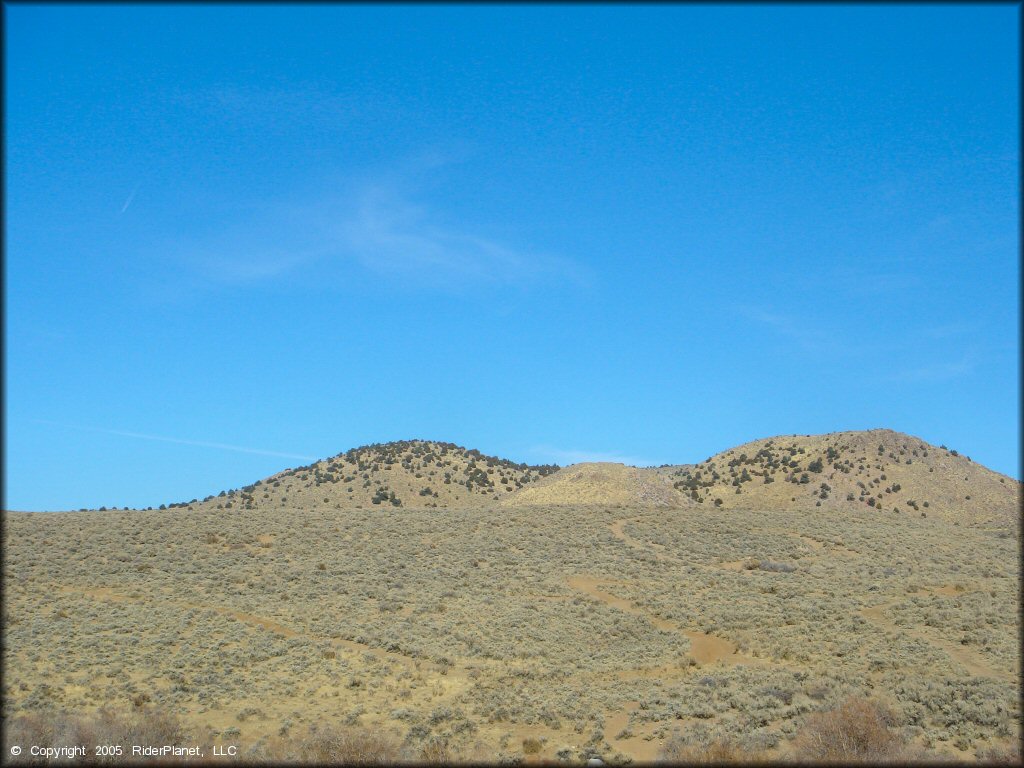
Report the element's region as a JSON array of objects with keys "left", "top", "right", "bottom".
[{"left": 2, "top": 432, "right": 1020, "bottom": 763}]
